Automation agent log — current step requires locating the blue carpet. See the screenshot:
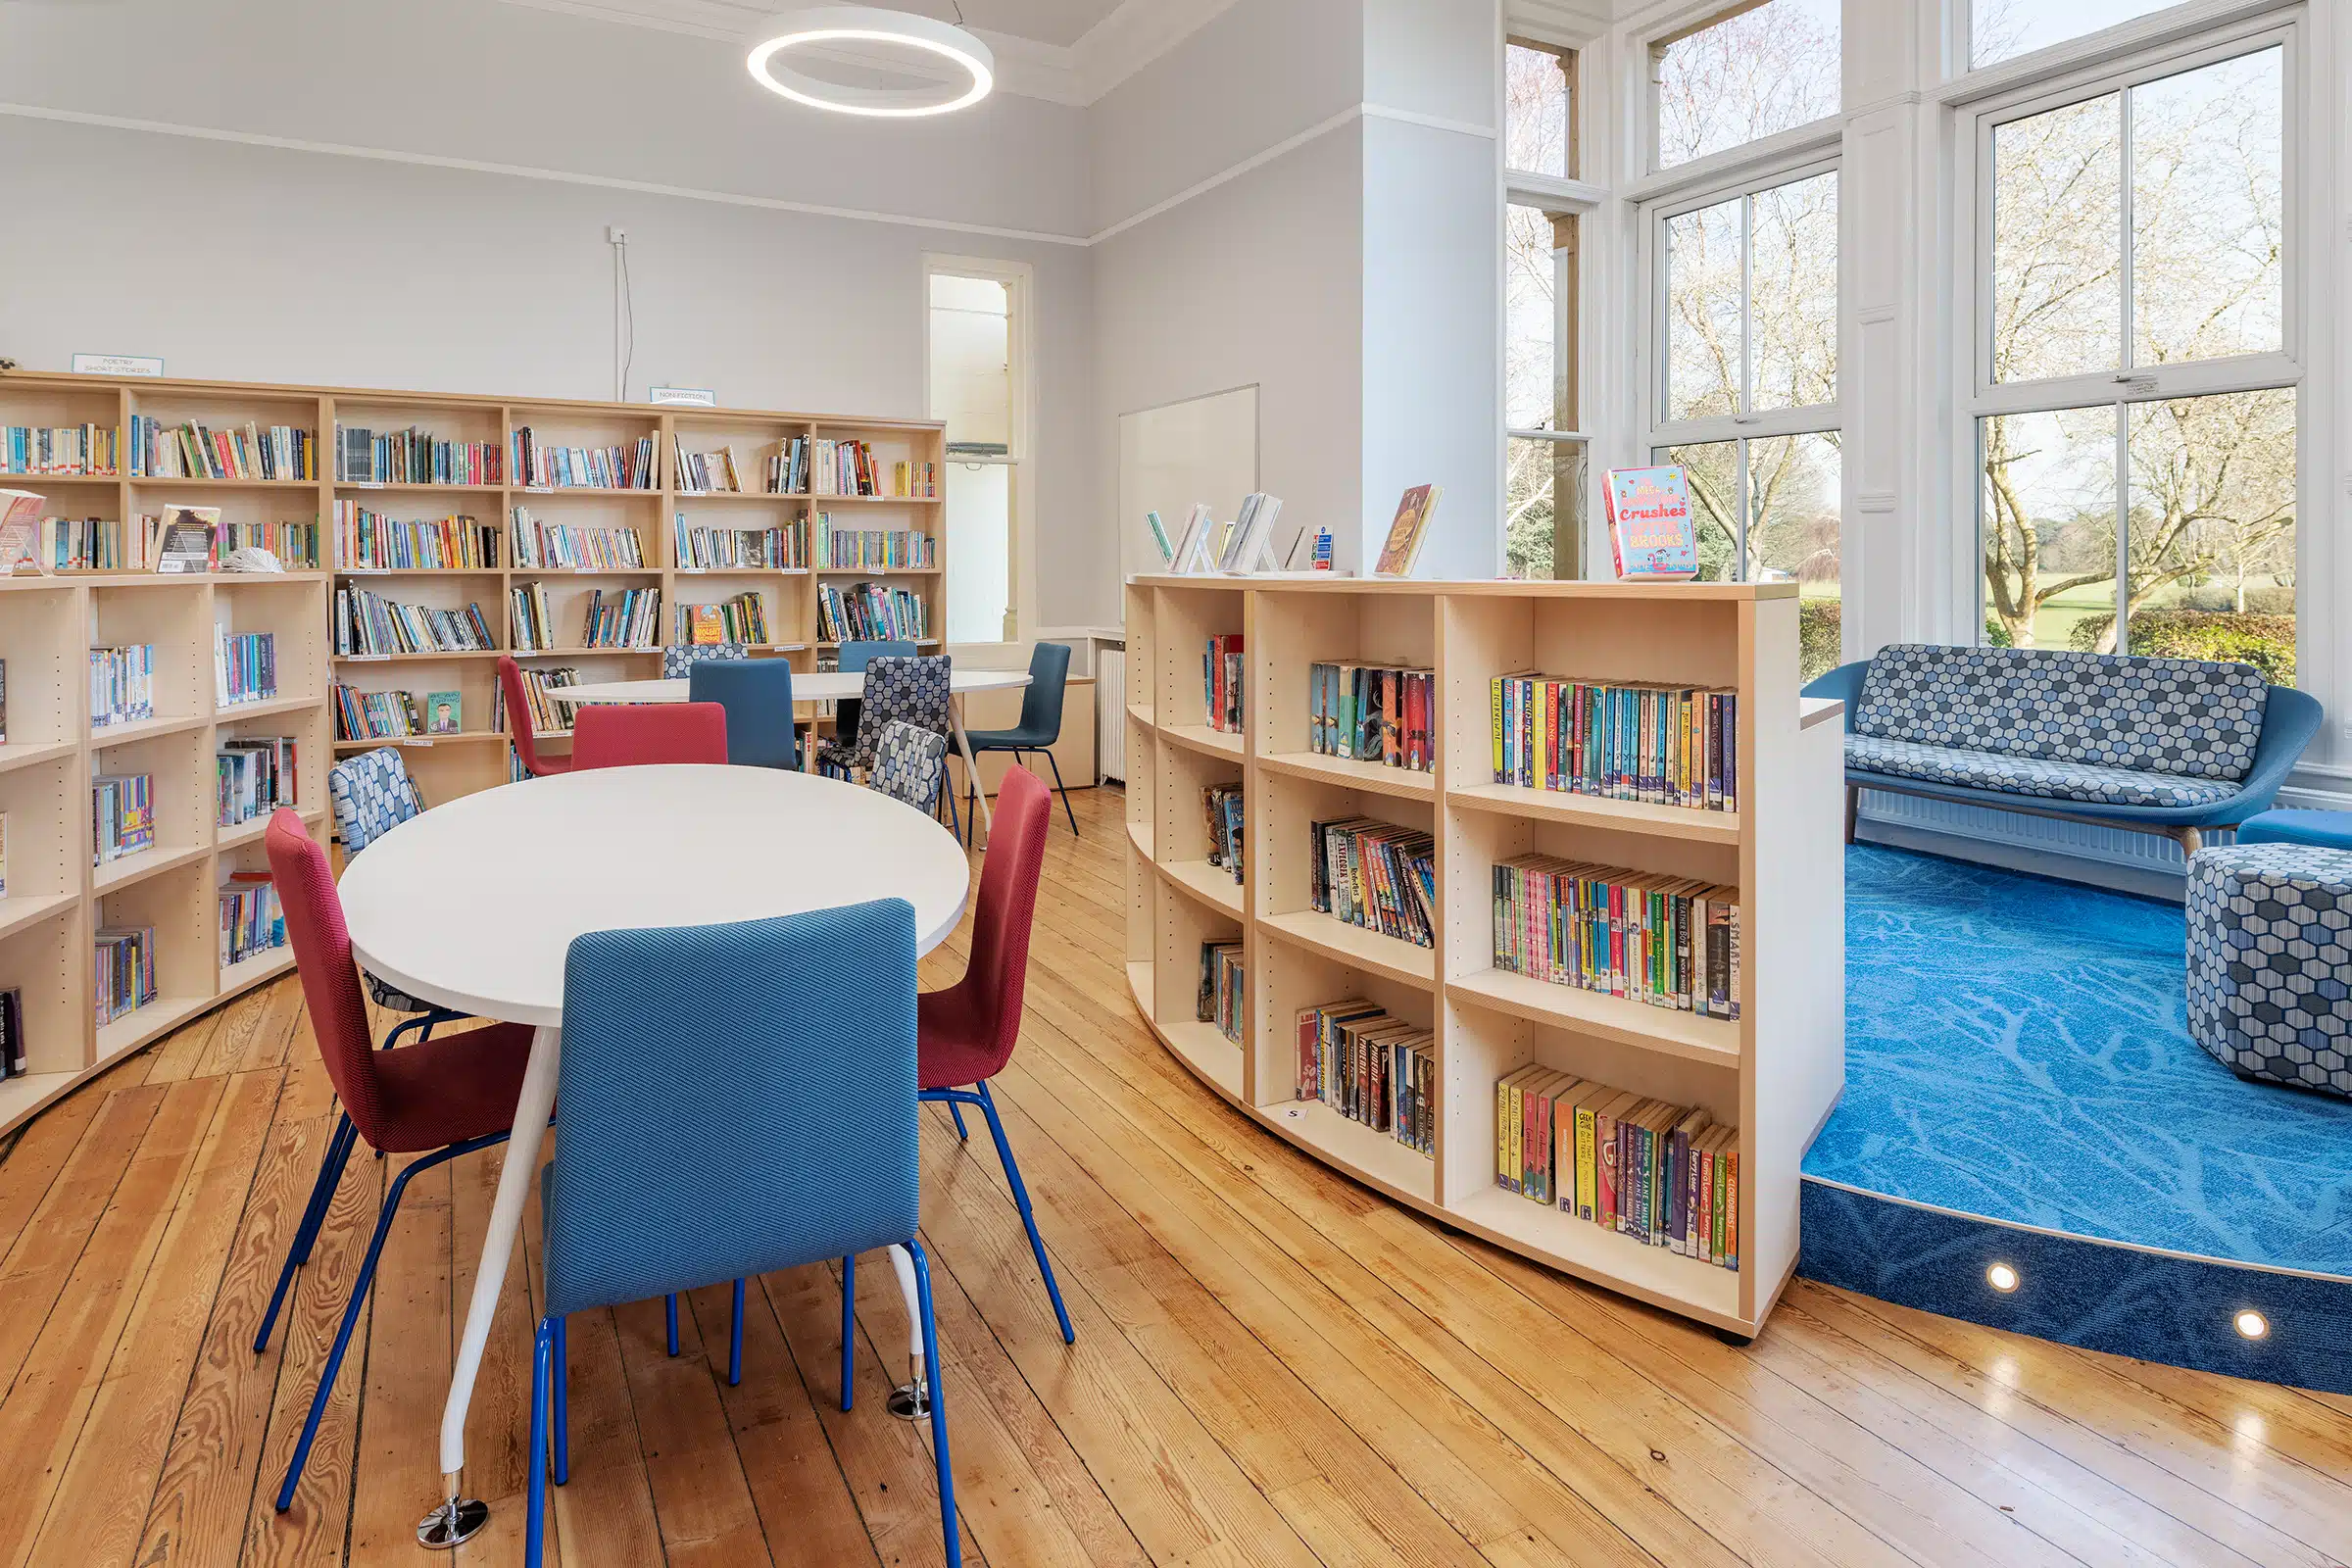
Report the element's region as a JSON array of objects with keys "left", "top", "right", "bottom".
[{"left": 1804, "top": 846, "right": 2352, "bottom": 1278}]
